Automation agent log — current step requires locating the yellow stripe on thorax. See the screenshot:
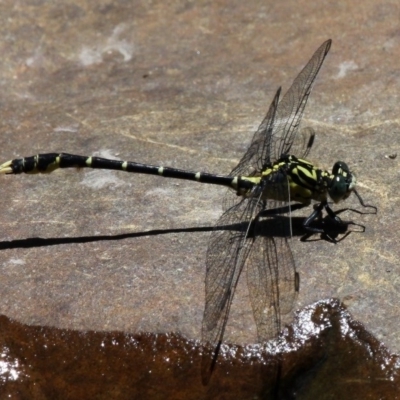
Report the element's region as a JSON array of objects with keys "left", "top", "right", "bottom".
[{"left": 239, "top": 157, "right": 330, "bottom": 204}]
